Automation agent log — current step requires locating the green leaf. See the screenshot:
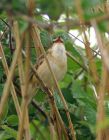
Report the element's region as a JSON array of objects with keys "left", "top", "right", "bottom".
[
  {"left": 38, "top": 0, "right": 63, "bottom": 20},
  {"left": 71, "top": 80, "right": 86, "bottom": 98},
  {"left": 40, "top": 30, "right": 52, "bottom": 49},
  {"left": 62, "top": 88, "right": 75, "bottom": 104},
  {"left": 0, "top": 101, "right": 8, "bottom": 123},
  {"left": 82, "top": 0, "right": 105, "bottom": 20},
  {"left": 67, "top": 57, "right": 80, "bottom": 72},
  {"left": 1, "top": 125, "right": 17, "bottom": 139},
  {"left": 18, "top": 19, "right": 29, "bottom": 33},
  {"left": 0, "top": 84, "right": 4, "bottom": 95},
  {"left": 59, "top": 73, "right": 72, "bottom": 88},
  {"left": 98, "top": 20, "right": 109, "bottom": 32},
  {"left": 30, "top": 120, "right": 50, "bottom": 140},
  {"left": 7, "top": 115, "right": 18, "bottom": 126},
  {"left": 82, "top": 0, "right": 102, "bottom": 9},
  {"left": 0, "top": 131, "right": 13, "bottom": 140},
  {"left": 35, "top": 89, "right": 46, "bottom": 102}
]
